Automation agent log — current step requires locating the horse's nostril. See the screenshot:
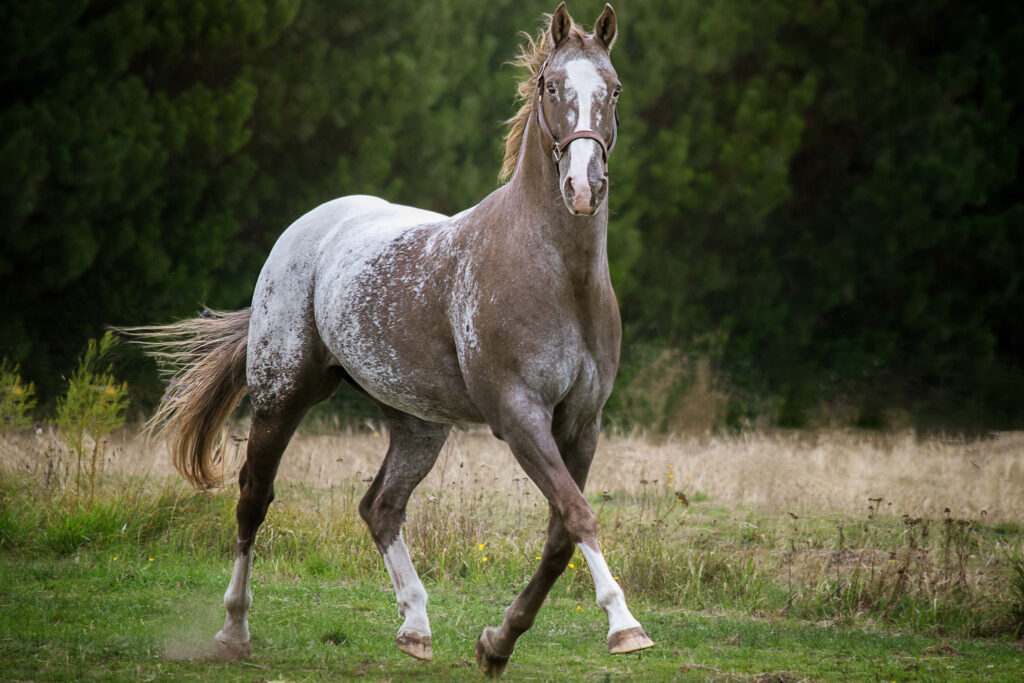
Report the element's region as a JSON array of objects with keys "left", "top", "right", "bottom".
[{"left": 564, "top": 177, "right": 574, "bottom": 197}]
